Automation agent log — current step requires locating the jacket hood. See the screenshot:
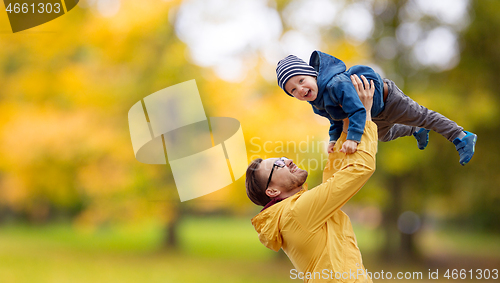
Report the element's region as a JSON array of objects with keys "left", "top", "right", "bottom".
[
  {"left": 251, "top": 187, "right": 308, "bottom": 252},
  {"left": 309, "top": 50, "right": 346, "bottom": 94},
  {"left": 251, "top": 202, "right": 285, "bottom": 252}
]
